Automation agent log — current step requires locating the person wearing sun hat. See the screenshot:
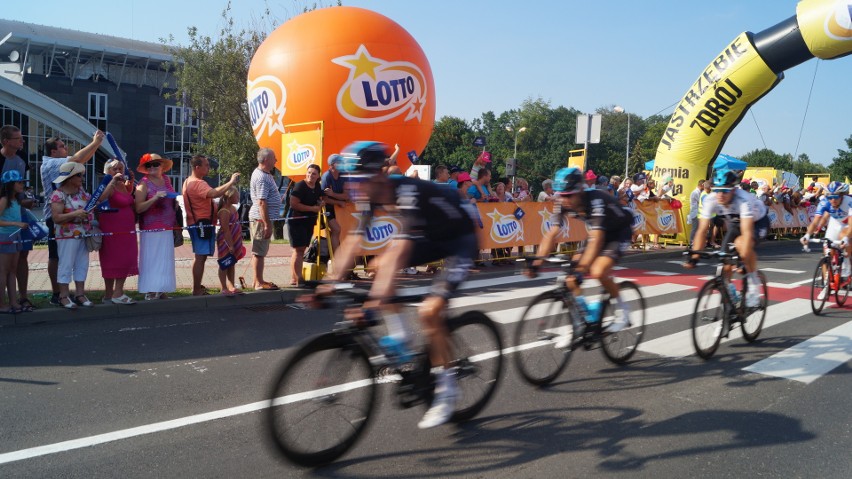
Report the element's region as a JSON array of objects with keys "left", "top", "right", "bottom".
[
  {"left": 470, "top": 151, "right": 491, "bottom": 181},
  {"left": 135, "top": 153, "right": 177, "bottom": 300},
  {"left": 50, "top": 161, "right": 95, "bottom": 309}
]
